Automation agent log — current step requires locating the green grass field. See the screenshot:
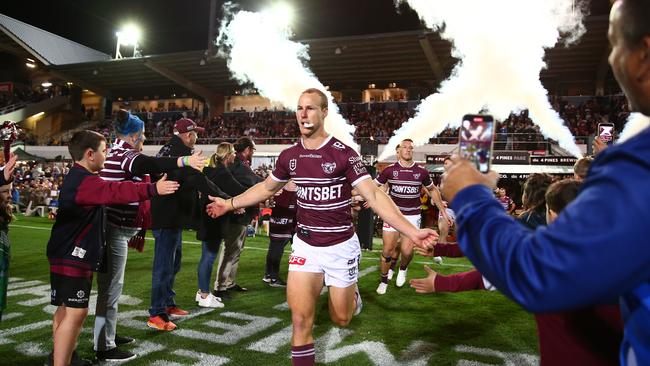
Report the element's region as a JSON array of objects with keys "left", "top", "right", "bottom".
[{"left": 1, "top": 215, "right": 538, "bottom": 365}]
